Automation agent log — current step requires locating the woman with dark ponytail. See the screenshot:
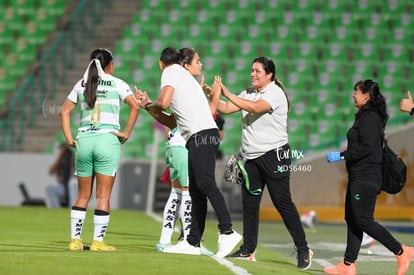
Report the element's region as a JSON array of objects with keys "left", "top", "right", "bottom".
[
  {"left": 325, "top": 80, "right": 413, "bottom": 275},
  {"left": 213, "top": 56, "right": 312, "bottom": 269},
  {"left": 60, "top": 48, "right": 139, "bottom": 251}
]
